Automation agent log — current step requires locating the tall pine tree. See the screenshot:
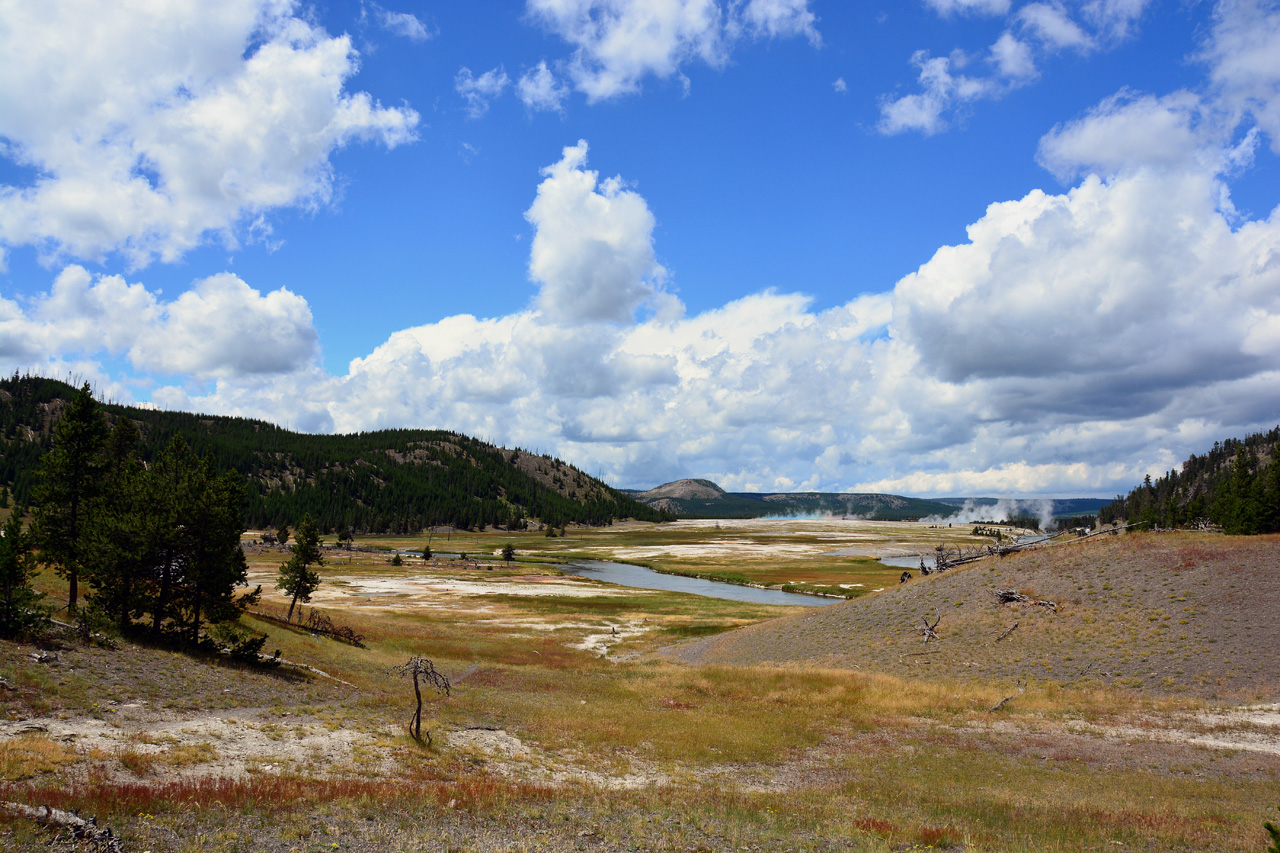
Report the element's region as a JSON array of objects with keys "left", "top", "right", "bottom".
[
  {"left": 32, "top": 383, "right": 107, "bottom": 613},
  {"left": 0, "top": 512, "right": 48, "bottom": 638},
  {"left": 278, "top": 514, "right": 323, "bottom": 621}
]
